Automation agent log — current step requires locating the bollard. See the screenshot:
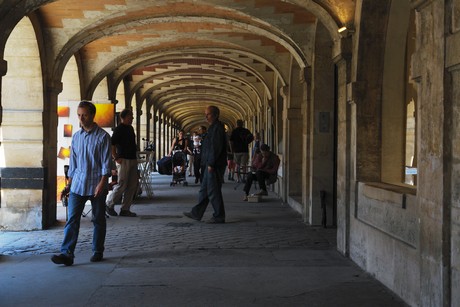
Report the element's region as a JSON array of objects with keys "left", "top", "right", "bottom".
[{"left": 320, "top": 190, "right": 327, "bottom": 228}]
